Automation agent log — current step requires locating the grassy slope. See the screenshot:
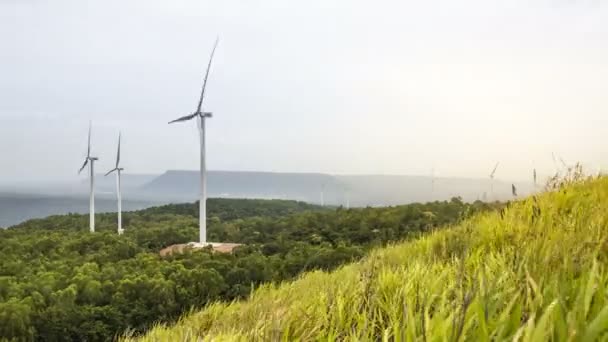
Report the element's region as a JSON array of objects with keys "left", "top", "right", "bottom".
[{"left": 132, "top": 177, "right": 608, "bottom": 341}]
